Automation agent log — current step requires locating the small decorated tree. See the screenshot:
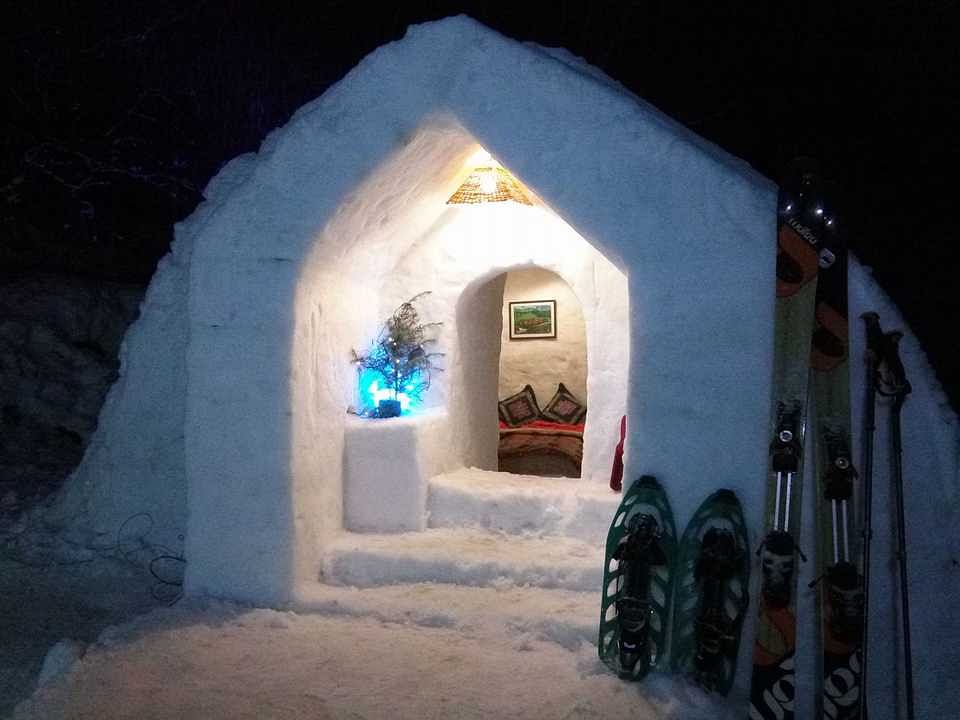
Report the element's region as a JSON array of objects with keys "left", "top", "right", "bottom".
[{"left": 351, "top": 292, "right": 443, "bottom": 417}]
